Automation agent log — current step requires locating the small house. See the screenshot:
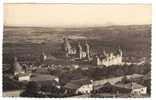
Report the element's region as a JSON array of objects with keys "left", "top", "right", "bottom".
[
  {"left": 113, "top": 82, "right": 147, "bottom": 96},
  {"left": 15, "top": 73, "right": 31, "bottom": 82},
  {"left": 64, "top": 79, "right": 93, "bottom": 95}
]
